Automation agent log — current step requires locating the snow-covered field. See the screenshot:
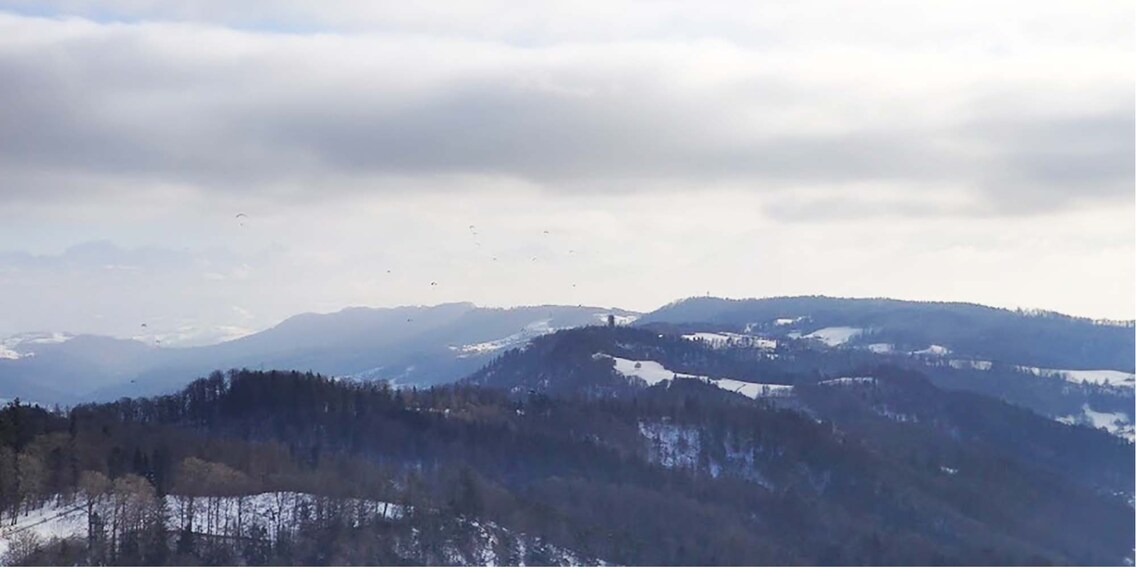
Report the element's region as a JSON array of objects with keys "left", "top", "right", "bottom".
[
  {"left": 682, "top": 332, "right": 777, "bottom": 350},
  {"left": 0, "top": 493, "right": 596, "bottom": 566},
  {"left": 799, "top": 327, "right": 862, "bottom": 346},
  {"left": 818, "top": 377, "right": 877, "bottom": 386},
  {"left": 1017, "top": 367, "right": 1135, "bottom": 388},
  {"left": 913, "top": 344, "right": 951, "bottom": 356},
  {"left": 1057, "top": 404, "right": 1135, "bottom": 442},
  {"left": 600, "top": 354, "right": 793, "bottom": 398},
  {"left": 948, "top": 359, "right": 994, "bottom": 371}
]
